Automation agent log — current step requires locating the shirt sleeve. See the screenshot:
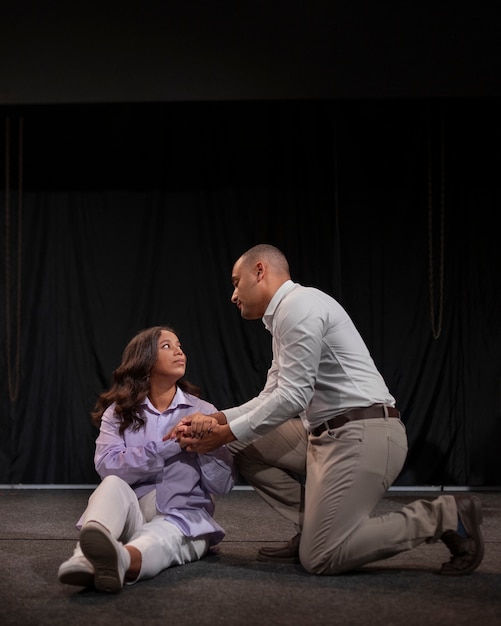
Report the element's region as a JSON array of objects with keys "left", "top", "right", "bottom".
[
  {"left": 225, "top": 293, "right": 321, "bottom": 442},
  {"left": 94, "top": 410, "right": 183, "bottom": 484}
]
